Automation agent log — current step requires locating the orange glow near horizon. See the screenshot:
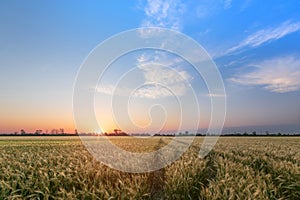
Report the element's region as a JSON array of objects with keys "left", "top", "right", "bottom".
[
  {"left": 1, "top": 114, "right": 281, "bottom": 134},
  {"left": 0, "top": 117, "right": 76, "bottom": 134}
]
